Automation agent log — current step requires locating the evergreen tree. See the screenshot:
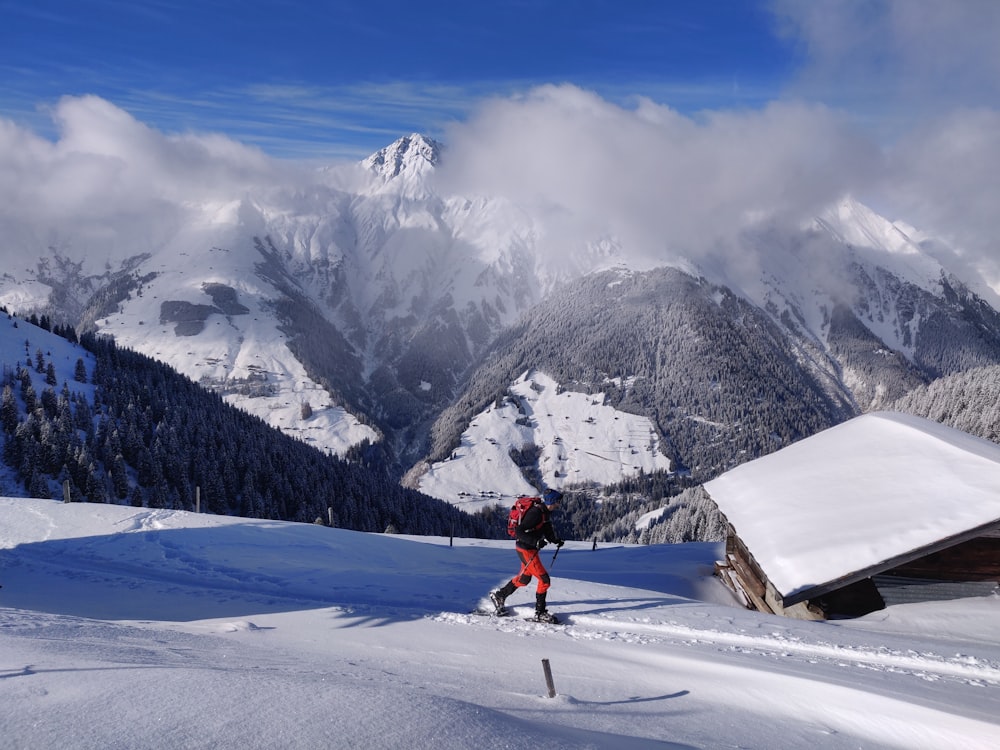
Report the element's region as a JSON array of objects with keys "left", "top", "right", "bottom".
[
  {"left": 1, "top": 384, "right": 17, "bottom": 433},
  {"left": 27, "top": 470, "right": 51, "bottom": 499},
  {"left": 110, "top": 453, "right": 129, "bottom": 499},
  {"left": 19, "top": 375, "right": 36, "bottom": 413}
]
